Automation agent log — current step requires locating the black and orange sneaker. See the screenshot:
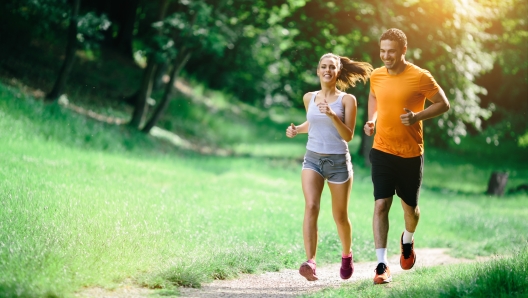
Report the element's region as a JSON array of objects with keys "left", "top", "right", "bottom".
[
  {"left": 373, "top": 263, "right": 392, "bottom": 284},
  {"left": 400, "top": 232, "right": 416, "bottom": 270},
  {"left": 340, "top": 253, "right": 354, "bottom": 279},
  {"left": 299, "top": 260, "right": 318, "bottom": 281}
]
